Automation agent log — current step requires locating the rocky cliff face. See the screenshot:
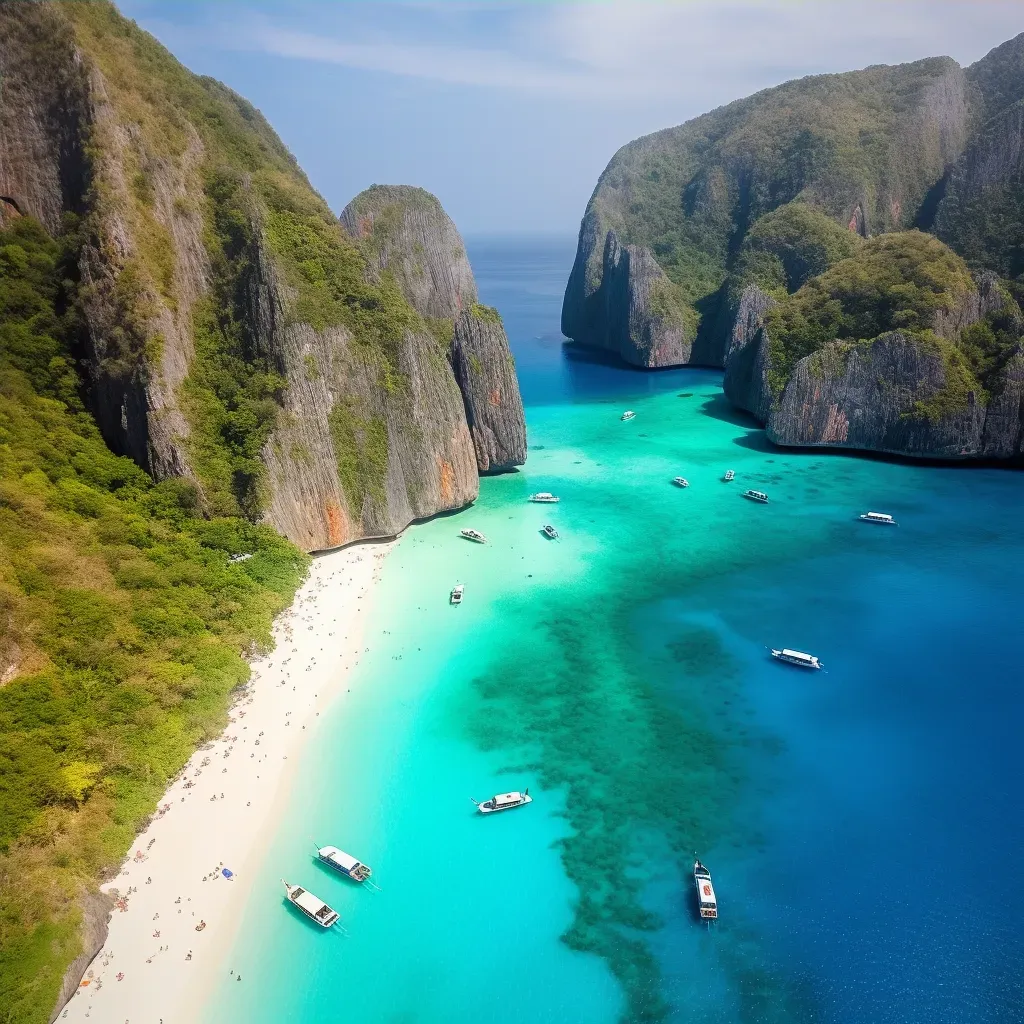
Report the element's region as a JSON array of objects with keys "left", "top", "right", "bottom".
[
  {"left": 934, "top": 98, "right": 1024, "bottom": 279},
  {"left": 563, "top": 57, "right": 971, "bottom": 369},
  {"left": 0, "top": 2, "right": 526, "bottom": 552},
  {"left": 567, "top": 31, "right": 1024, "bottom": 462},
  {"left": 725, "top": 274, "right": 1024, "bottom": 459},
  {"left": 562, "top": 225, "right": 695, "bottom": 367},
  {"left": 339, "top": 183, "right": 477, "bottom": 318},
  {"left": 341, "top": 184, "right": 527, "bottom": 473}
]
